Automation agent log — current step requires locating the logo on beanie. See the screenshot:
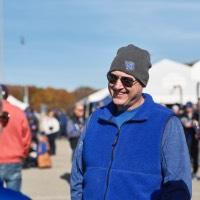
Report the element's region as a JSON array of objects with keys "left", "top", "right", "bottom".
[{"left": 125, "top": 61, "right": 135, "bottom": 71}]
